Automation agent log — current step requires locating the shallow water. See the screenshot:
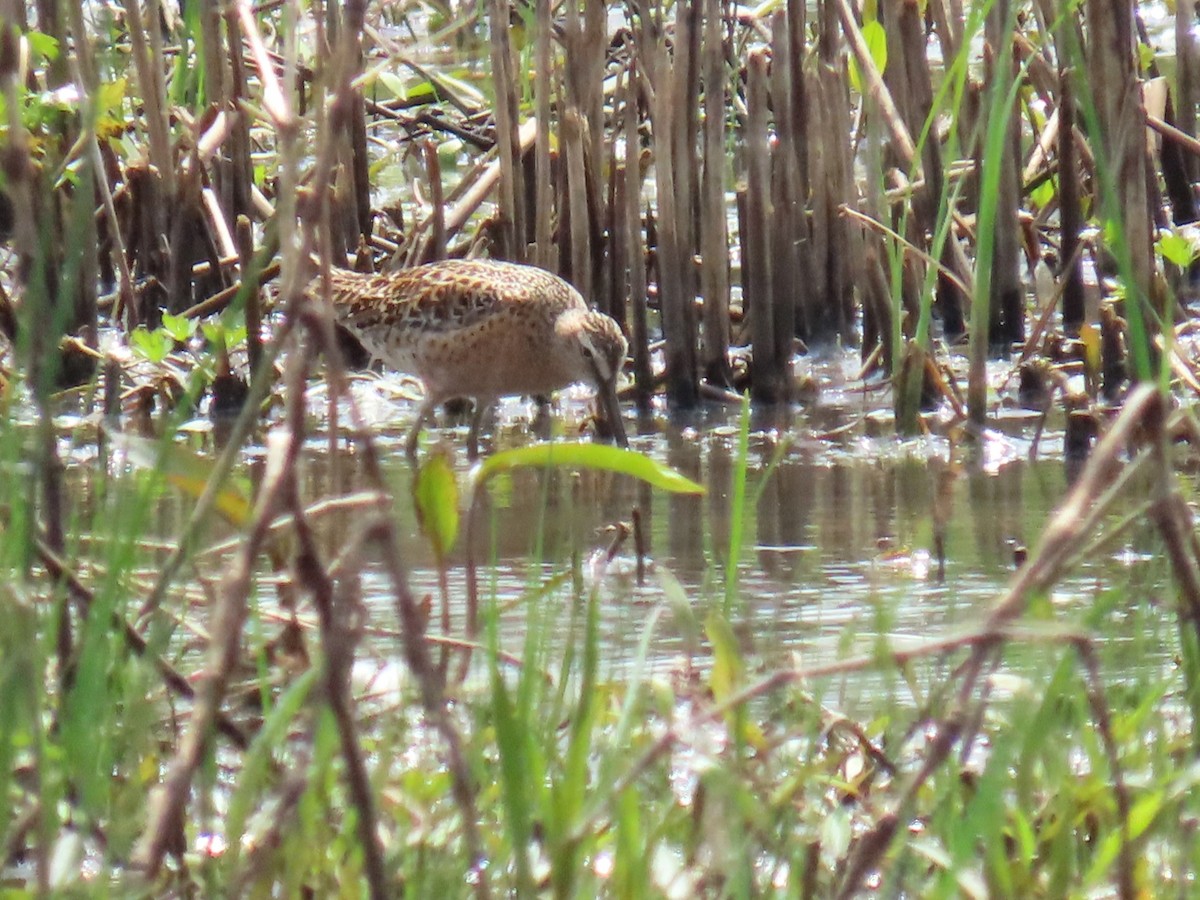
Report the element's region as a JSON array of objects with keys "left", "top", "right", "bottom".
[
  {"left": 276, "top": 350, "right": 1171, "bottom": 700},
  {"left": 41, "top": 342, "right": 1169, "bottom": 707}
]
